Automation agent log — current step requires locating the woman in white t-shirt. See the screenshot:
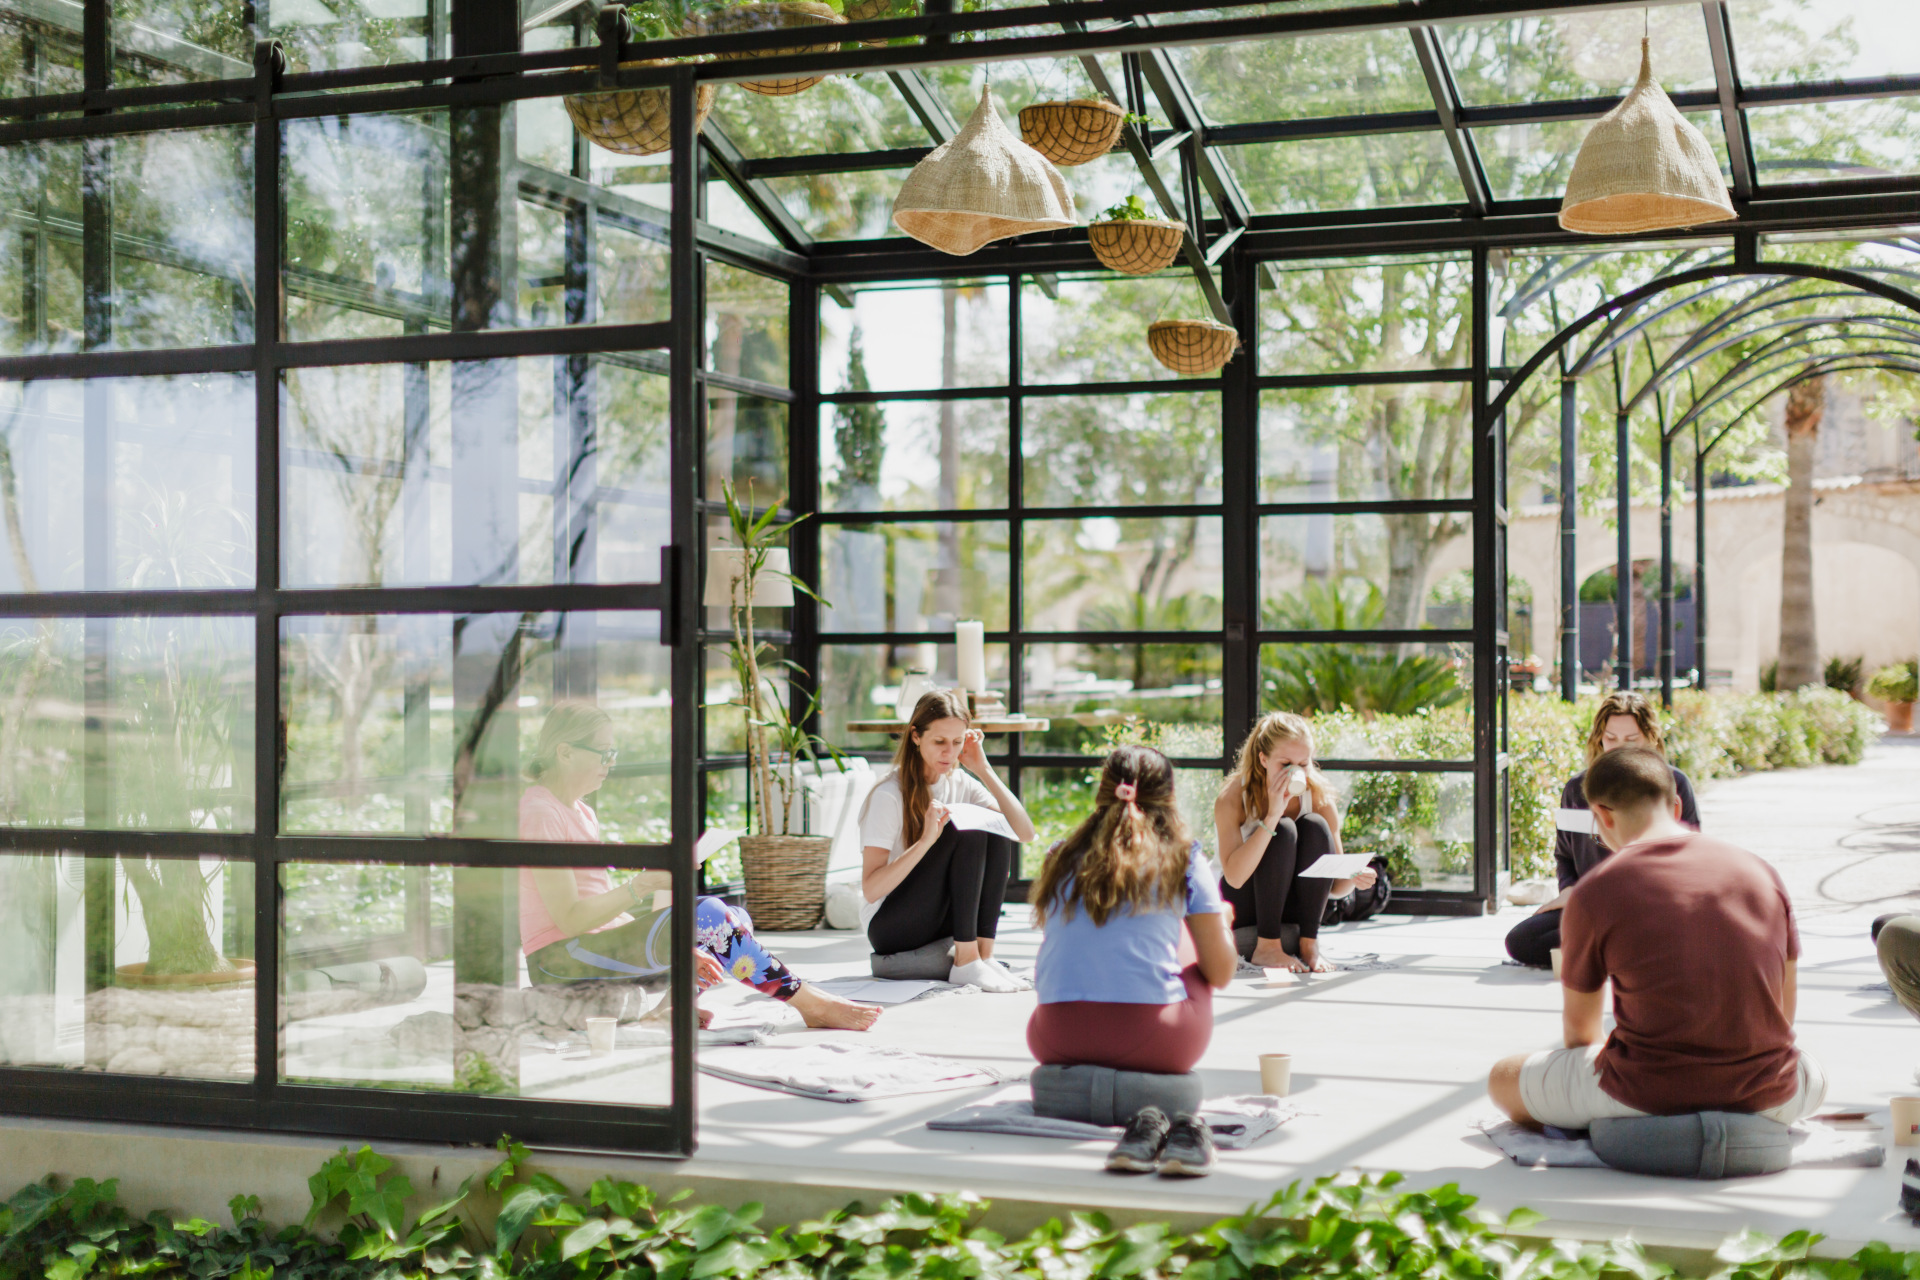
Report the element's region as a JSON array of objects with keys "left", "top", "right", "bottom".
[{"left": 860, "top": 688, "right": 1037, "bottom": 992}]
